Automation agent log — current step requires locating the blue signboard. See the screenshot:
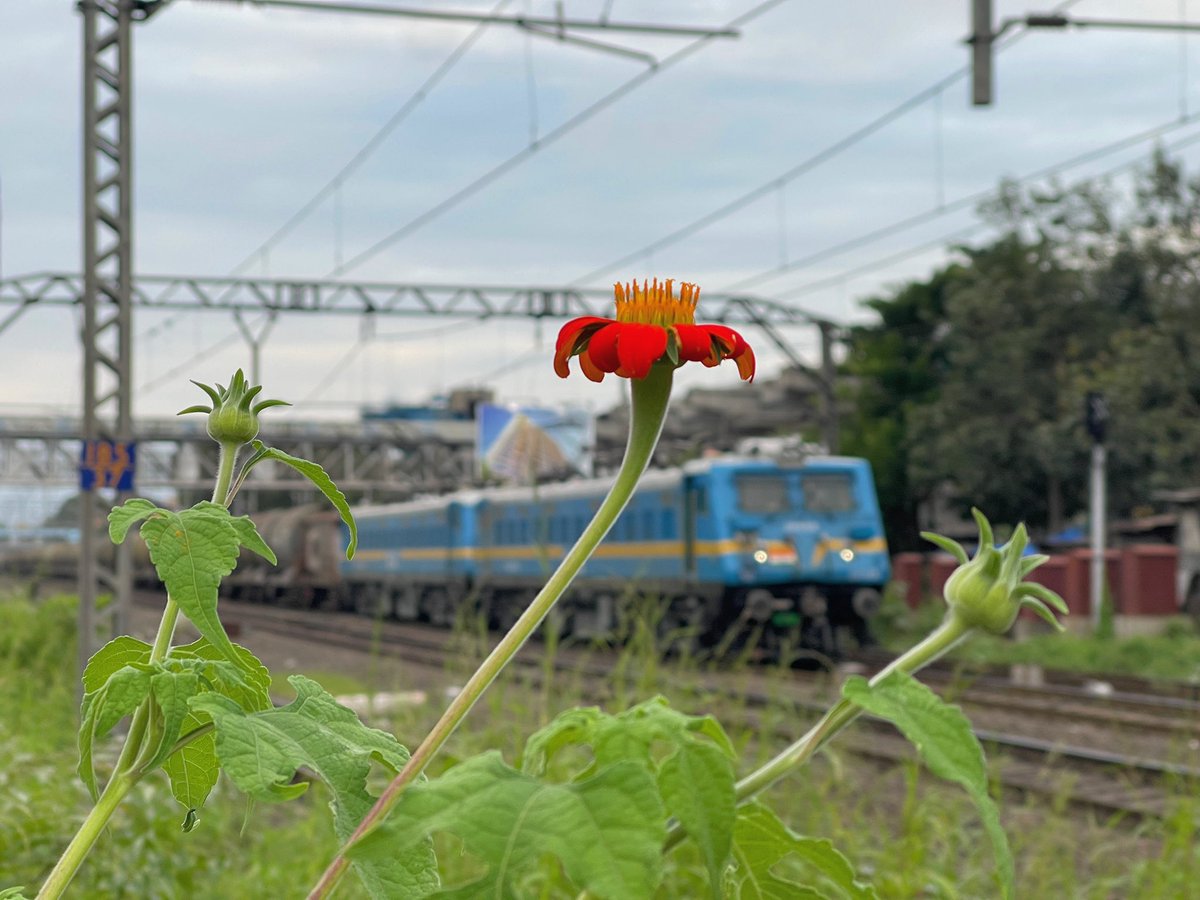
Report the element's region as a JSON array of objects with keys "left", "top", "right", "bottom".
[{"left": 80, "top": 439, "right": 137, "bottom": 491}]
